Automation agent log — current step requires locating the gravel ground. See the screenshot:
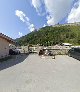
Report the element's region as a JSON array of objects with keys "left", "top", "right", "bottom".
[{"left": 0, "top": 54, "right": 80, "bottom": 92}]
